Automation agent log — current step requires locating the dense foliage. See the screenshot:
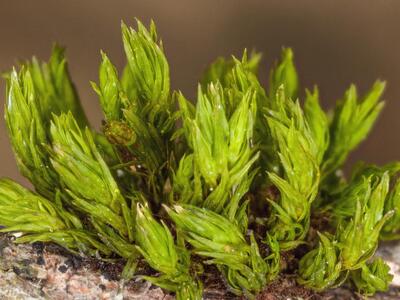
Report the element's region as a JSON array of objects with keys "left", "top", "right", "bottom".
[{"left": 1, "top": 20, "right": 399, "bottom": 299}]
